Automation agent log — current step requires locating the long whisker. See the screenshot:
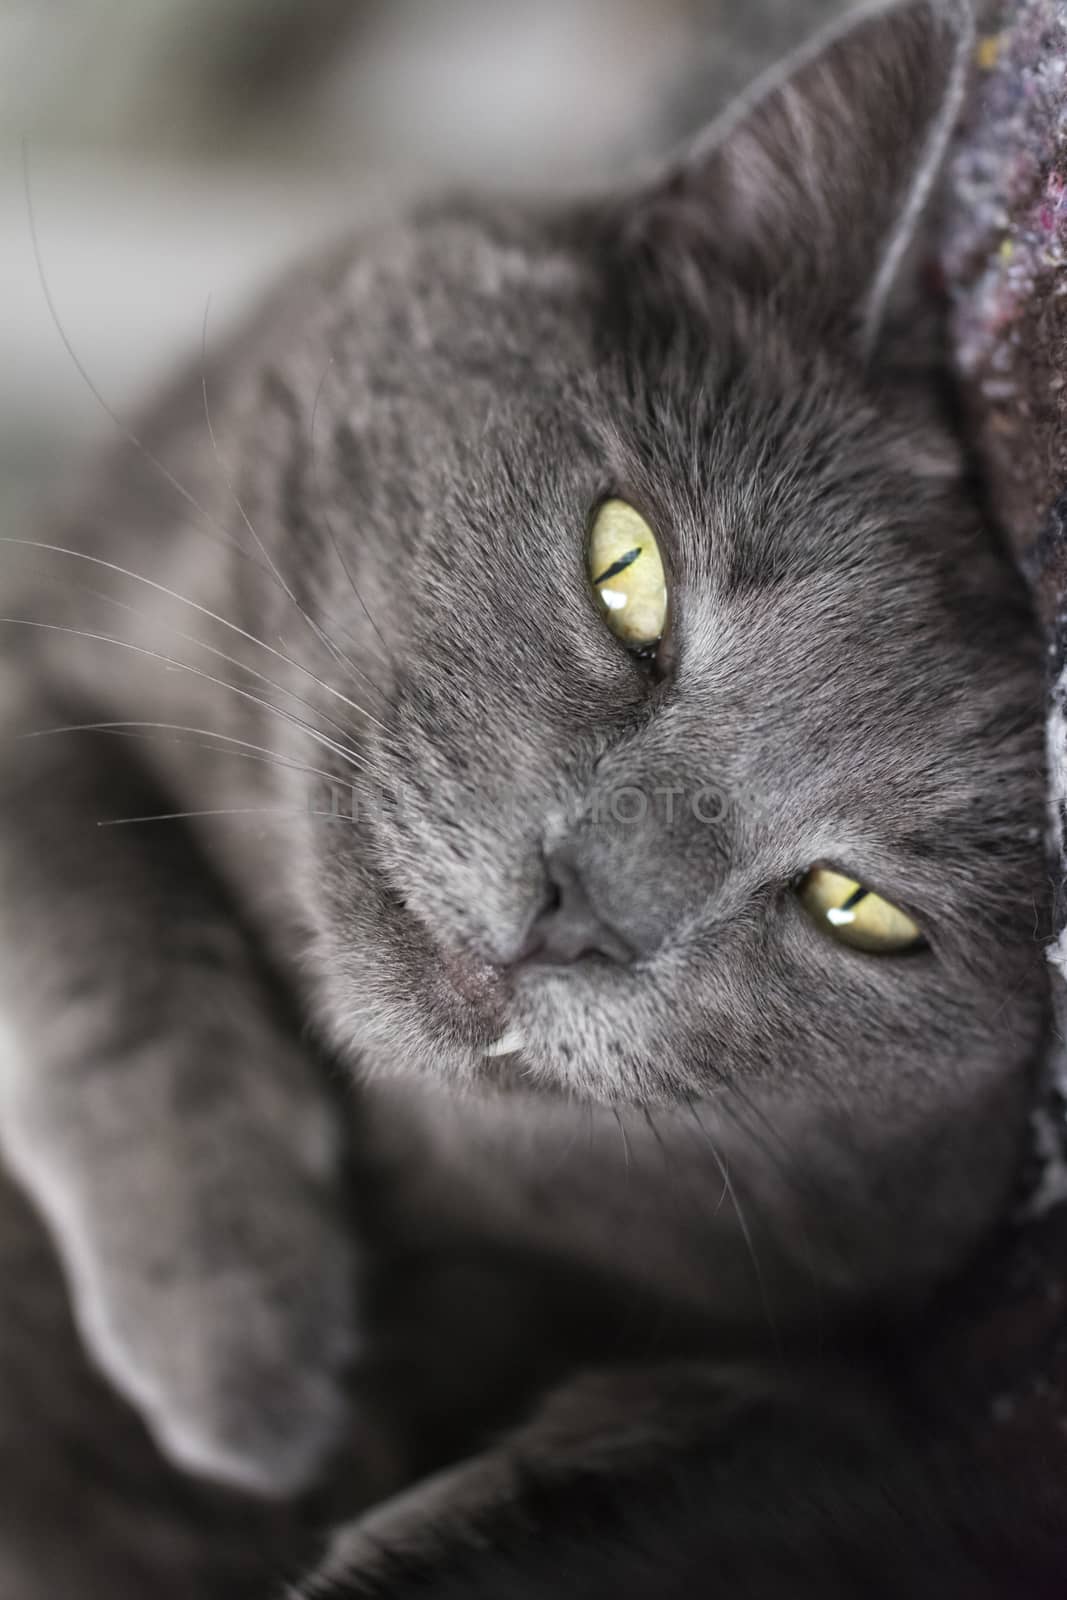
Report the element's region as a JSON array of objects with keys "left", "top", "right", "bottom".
[
  {"left": 639, "top": 1103, "right": 667, "bottom": 1154},
  {"left": 199, "top": 303, "right": 387, "bottom": 708},
  {"left": 694, "top": 1077, "right": 826, "bottom": 1327},
  {"left": 22, "top": 151, "right": 389, "bottom": 712},
  {"left": 0, "top": 539, "right": 389, "bottom": 737},
  {"left": 684, "top": 1096, "right": 778, "bottom": 1345},
  {"left": 22, "top": 558, "right": 377, "bottom": 755},
  {"left": 310, "top": 357, "right": 393, "bottom": 663},
  {"left": 21, "top": 720, "right": 345, "bottom": 788},
  {"left": 539, "top": 1089, "right": 596, "bottom": 1181},
  {"left": 99, "top": 807, "right": 364, "bottom": 828},
  {"left": 0, "top": 617, "right": 372, "bottom": 776},
  {"left": 21, "top": 143, "right": 272, "bottom": 577},
  {"left": 627, "top": 1103, "right": 722, "bottom": 1248},
  {"left": 611, "top": 1106, "right": 633, "bottom": 1174},
  {"left": 695, "top": 1046, "right": 823, "bottom": 1204}
]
